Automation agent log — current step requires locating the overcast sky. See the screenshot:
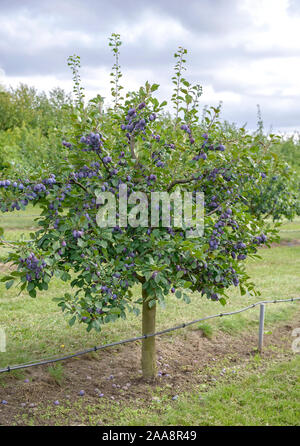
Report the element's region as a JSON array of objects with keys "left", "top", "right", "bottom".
[{"left": 0, "top": 0, "right": 299, "bottom": 133}]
